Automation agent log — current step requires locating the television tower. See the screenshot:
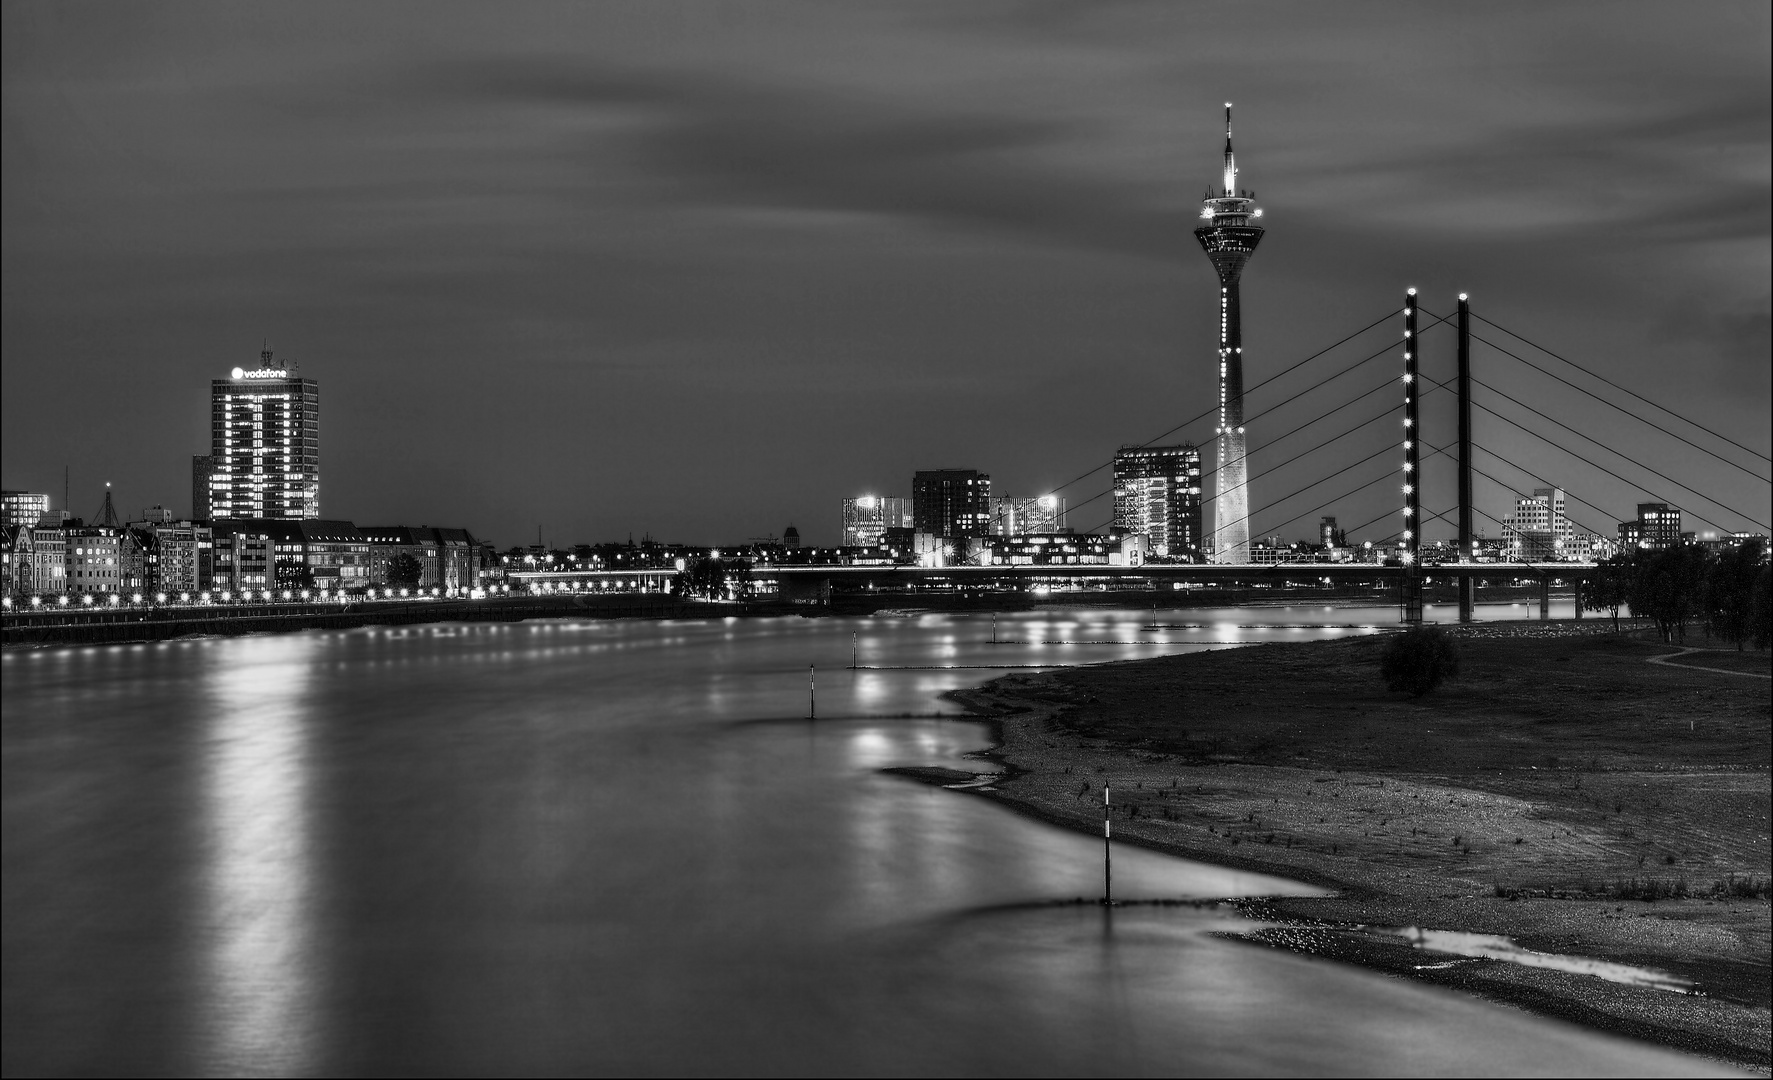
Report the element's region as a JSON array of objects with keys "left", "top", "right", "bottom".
[{"left": 1195, "top": 104, "right": 1264, "bottom": 564}]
